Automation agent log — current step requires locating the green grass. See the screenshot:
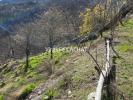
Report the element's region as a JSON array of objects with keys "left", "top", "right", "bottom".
[
  {"left": 29, "top": 50, "right": 69, "bottom": 69},
  {"left": 0, "top": 95, "right": 4, "bottom": 100},
  {"left": 18, "top": 83, "right": 36, "bottom": 99},
  {"left": 0, "top": 50, "right": 70, "bottom": 99},
  {"left": 116, "top": 44, "right": 133, "bottom": 52},
  {"left": 119, "top": 19, "right": 133, "bottom": 33},
  {"left": 1, "top": 18, "right": 133, "bottom": 100},
  {"left": 23, "top": 83, "right": 36, "bottom": 94},
  {"left": 115, "top": 18, "right": 133, "bottom": 97},
  {"left": 43, "top": 88, "right": 59, "bottom": 100}
]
